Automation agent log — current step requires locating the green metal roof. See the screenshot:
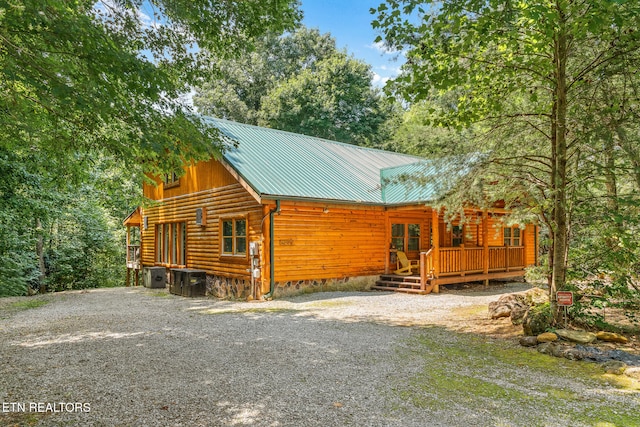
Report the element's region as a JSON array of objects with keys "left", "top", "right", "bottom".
[{"left": 205, "top": 117, "right": 465, "bottom": 205}]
